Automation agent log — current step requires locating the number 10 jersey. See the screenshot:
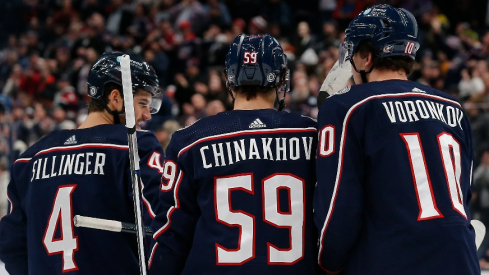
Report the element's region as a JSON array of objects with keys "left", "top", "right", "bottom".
[{"left": 315, "top": 80, "right": 480, "bottom": 275}]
